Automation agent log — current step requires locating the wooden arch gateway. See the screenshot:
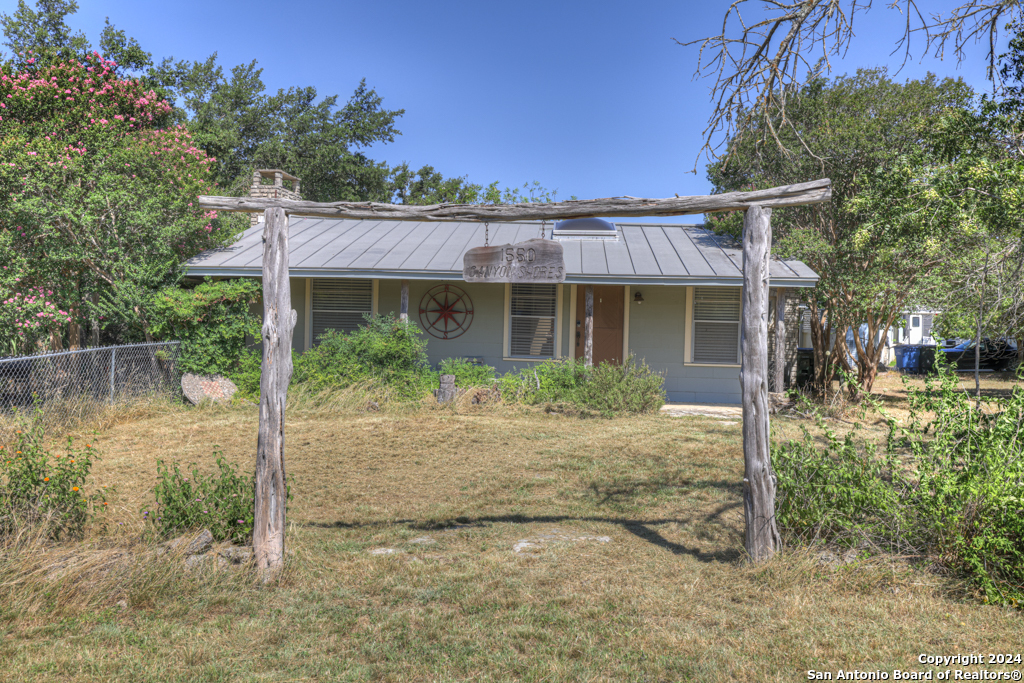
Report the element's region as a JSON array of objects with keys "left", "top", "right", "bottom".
[{"left": 198, "top": 178, "right": 832, "bottom": 578}]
